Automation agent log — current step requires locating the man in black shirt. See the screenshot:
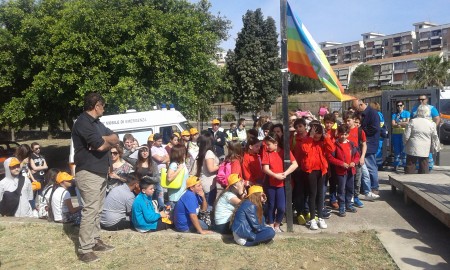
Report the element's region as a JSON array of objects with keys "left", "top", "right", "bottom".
[{"left": 72, "top": 93, "right": 119, "bottom": 263}]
